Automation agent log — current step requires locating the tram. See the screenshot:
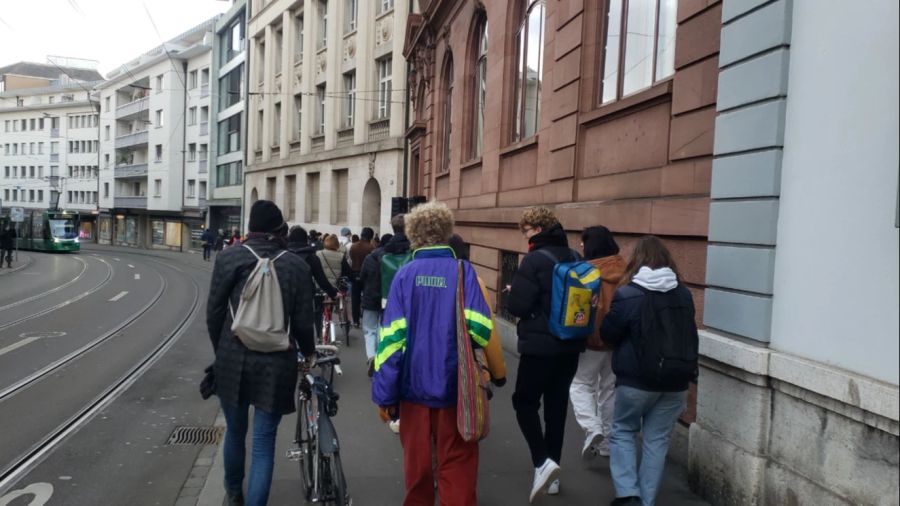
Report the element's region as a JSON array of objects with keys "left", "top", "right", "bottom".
[{"left": 0, "top": 209, "right": 81, "bottom": 252}]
